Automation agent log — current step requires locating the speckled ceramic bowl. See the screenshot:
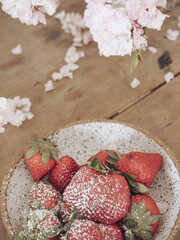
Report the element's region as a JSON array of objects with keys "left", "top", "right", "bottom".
[{"left": 1, "top": 120, "right": 180, "bottom": 240}]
